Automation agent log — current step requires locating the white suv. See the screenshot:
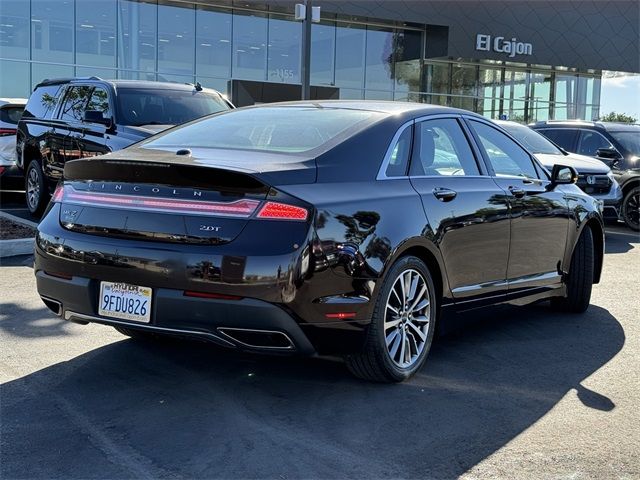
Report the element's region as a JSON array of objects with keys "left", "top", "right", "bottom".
[{"left": 0, "top": 98, "right": 27, "bottom": 190}]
